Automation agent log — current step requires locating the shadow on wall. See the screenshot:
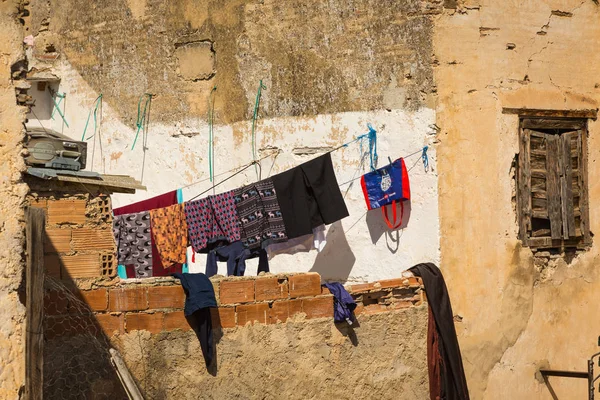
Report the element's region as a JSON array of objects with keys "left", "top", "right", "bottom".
[
  {"left": 366, "top": 201, "right": 412, "bottom": 254},
  {"left": 309, "top": 221, "right": 355, "bottom": 282},
  {"left": 37, "top": 239, "right": 129, "bottom": 399},
  {"left": 35, "top": 237, "right": 226, "bottom": 398}
]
